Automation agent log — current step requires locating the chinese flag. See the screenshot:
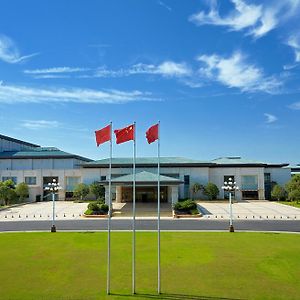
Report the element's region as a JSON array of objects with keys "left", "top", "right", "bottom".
[
  {"left": 146, "top": 123, "right": 159, "bottom": 144},
  {"left": 114, "top": 124, "right": 135, "bottom": 144},
  {"left": 95, "top": 124, "right": 111, "bottom": 146}
]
